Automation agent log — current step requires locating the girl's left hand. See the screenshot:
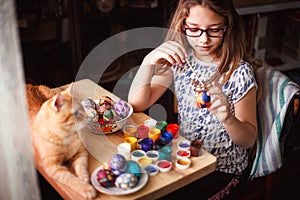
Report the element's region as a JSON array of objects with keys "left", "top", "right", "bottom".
[{"left": 207, "top": 82, "right": 231, "bottom": 123}]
